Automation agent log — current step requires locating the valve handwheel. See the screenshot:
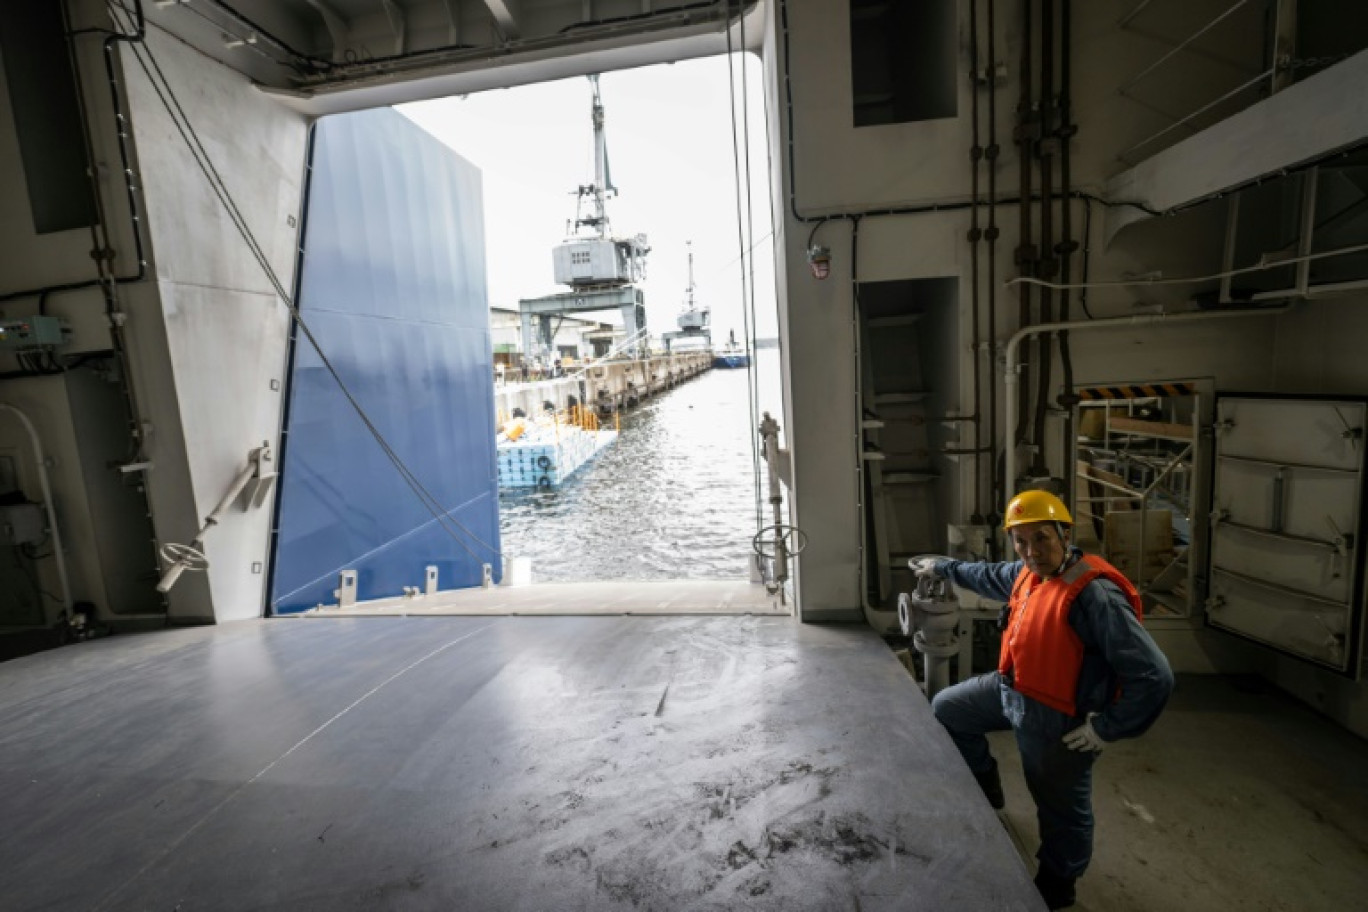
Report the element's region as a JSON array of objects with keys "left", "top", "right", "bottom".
[
  {"left": 751, "top": 524, "right": 809, "bottom": 560},
  {"left": 160, "top": 542, "right": 209, "bottom": 571}
]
